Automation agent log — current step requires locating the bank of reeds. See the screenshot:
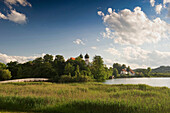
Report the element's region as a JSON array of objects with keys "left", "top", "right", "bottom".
[{"left": 0, "top": 82, "right": 169, "bottom": 113}]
